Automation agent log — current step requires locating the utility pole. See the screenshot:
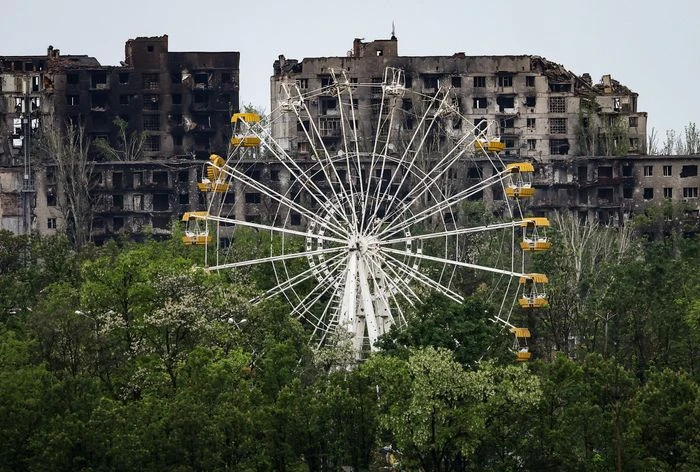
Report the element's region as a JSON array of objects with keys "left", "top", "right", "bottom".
[{"left": 20, "top": 77, "right": 35, "bottom": 236}]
